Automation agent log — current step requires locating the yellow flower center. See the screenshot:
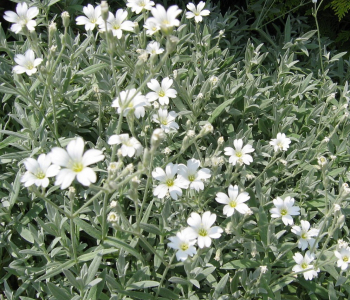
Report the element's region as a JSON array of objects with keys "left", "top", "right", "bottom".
[
  {"left": 198, "top": 228, "right": 207, "bottom": 237},
  {"left": 166, "top": 179, "right": 174, "bottom": 187},
  {"left": 26, "top": 63, "right": 34, "bottom": 70},
  {"left": 277, "top": 142, "right": 284, "bottom": 149},
  {"left": 301, "top": 262, "right": 308, "bottom": 269},
  {"left": 139, "top": 1, "right": 146, "bottom": 6},
  {"left": 195, "top": 12, "right": 200, "bottom": 16},
  {"left": 343, "top": 256, "right": 349, "bottom": 262},
  {"left": 72, "top": 162, "right": 84, "bottom": 173},
  {"left": 235, "top": 151, "right": 243, "bottom": 158},
  {"left": 158, "top": 90, "right": 165, "bottom": 97},
  {"left": 280, "top": 209, "right": 287, "bottom": 216},
  {"left": 113, "top": 24, "right": 121, "bottom": 30},
  {"left": 161, "top": 120, "right": 168, "bottom": 125},
  {"left": 188, "top": 175, "right": 195, "bottom": 182},
  {"left": 301, "top": 233, "right": 308, "bottom": 239},
  {"left": 36, "top": 171, "right": 46, "bottom": 179},
  {"left": 229, "top": 200, "right": 237, "bottom": 208},
  {"left": 180, "top": 243, "right": 189, "bottom": 251}
]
